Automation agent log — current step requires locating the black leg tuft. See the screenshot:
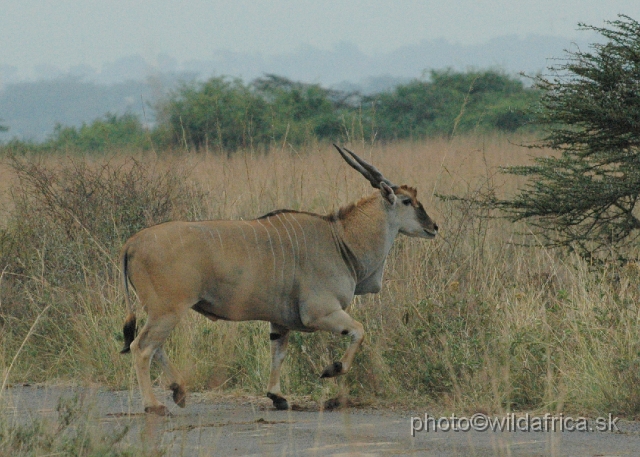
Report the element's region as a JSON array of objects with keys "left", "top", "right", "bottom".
[
  {"left": 320, "top": 361, "right": 343, "bottom": 378},
  {"left": 267, "top": 392, "right": 290, "bottom": 410},
  {"left": 120, "top": 314, "right": 137, "bottom": 354}
]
